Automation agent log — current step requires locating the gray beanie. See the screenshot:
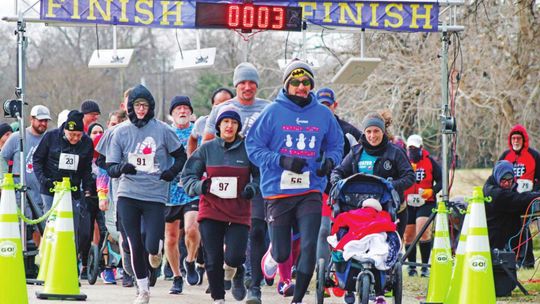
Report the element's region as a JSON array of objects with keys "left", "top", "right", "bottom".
[
  {"left": 282, "top": 59, "right": 315, "bottom": 89},
  {"left": 361, "top": 113, "right": 385, "bottom": 132},
  {"left": 233, "top": 62, "right": 260, "bottom": 87}
]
